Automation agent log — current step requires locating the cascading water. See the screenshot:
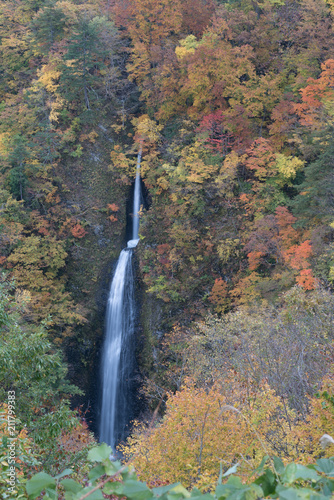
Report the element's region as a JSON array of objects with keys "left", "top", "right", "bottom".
[
  {"left": 132, "top": 147, "right": 142, "bottom": 241},
  {"left": 99, "top": 147, "right": 142, "bottom": 450}
]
